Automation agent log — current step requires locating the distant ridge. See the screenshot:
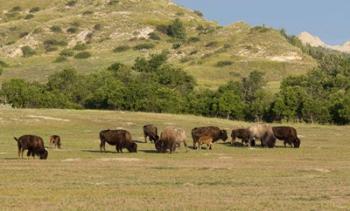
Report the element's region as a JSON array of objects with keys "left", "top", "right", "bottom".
[{"left": 298, "top": 32, "right": 350, "bottom": 53}]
